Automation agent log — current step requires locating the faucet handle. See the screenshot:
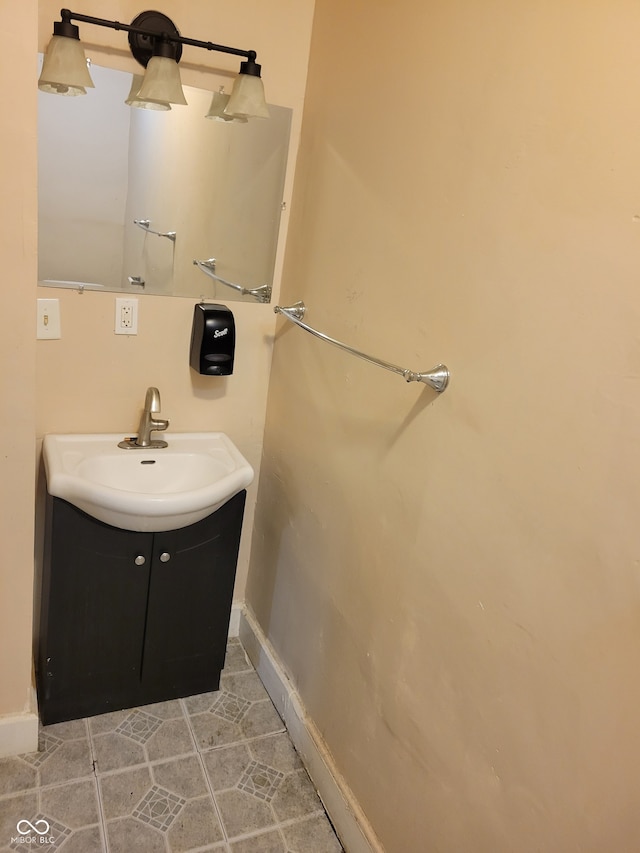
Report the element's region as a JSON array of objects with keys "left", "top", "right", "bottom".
[{"left": 144, "top": 387, "right": 161, "bottom": 413}]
